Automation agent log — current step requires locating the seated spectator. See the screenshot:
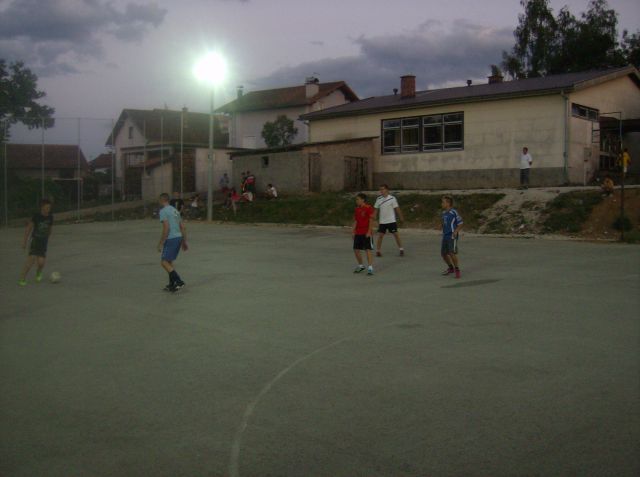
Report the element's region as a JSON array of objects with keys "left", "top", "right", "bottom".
[
  {"left": 265, "top": 183, "right": 278, "bottom": 199},
  {"left": 242, "top": 190, "right": 254, "bottom": 202},
  {"left": 601, "top": 176, "right": 614, "bottom": 197},
  {"left": 170, "top": 191, "right": 185, "bottom": 214},
  {"left": 224, "top": 188, "right": 244, "bottom": 216},
  {"left": 189, "top": 194, "right": 200, "bottom": 219}
]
